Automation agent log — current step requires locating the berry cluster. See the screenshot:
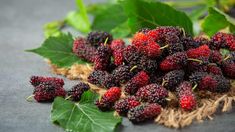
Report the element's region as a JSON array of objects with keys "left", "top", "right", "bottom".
[
  {"left": 29, "top": 76, "right": 90, "bottom": 102},
  {"left": 71, "top": 27, "right": 234, "bottom": 123}
]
